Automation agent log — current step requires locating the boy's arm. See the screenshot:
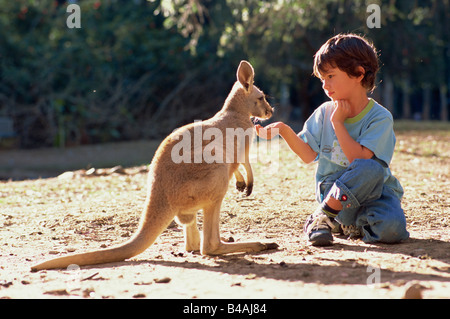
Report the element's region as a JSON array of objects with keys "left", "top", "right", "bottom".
[
  {"left": 331, "top": 101, "right": 374, "bottom": 163},
  {"left": 333, "top": 122, "right": 374, "bottom": 162},
  {"left": 255, "top": 123, "right": 318, "bottom": 164}
]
